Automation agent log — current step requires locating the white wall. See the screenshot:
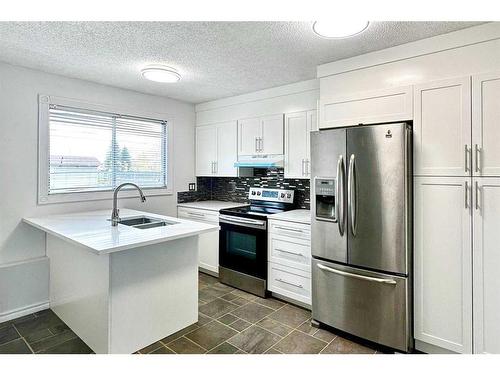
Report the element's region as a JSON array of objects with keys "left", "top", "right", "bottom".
[
  {"left": 0, "top": 62, "right": 196, "bottom": 321},
  {"left": 195, "top": 79, "right": 319, "bottom": 126}
]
